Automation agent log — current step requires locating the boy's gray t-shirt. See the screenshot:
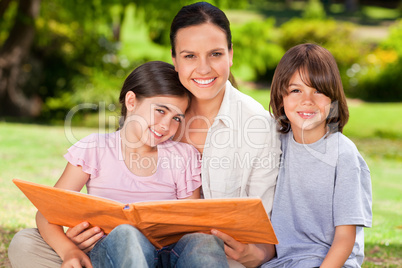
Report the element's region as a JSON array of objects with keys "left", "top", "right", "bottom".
[{"left": 263, "top": 131, "right": 372, "bottom": 268}]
